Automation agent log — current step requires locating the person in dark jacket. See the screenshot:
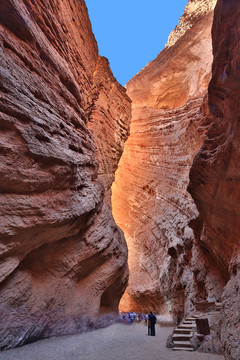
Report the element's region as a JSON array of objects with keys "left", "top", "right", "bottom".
[{"left": 148, "top": 311, "right": 156, "bottom": 336}]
